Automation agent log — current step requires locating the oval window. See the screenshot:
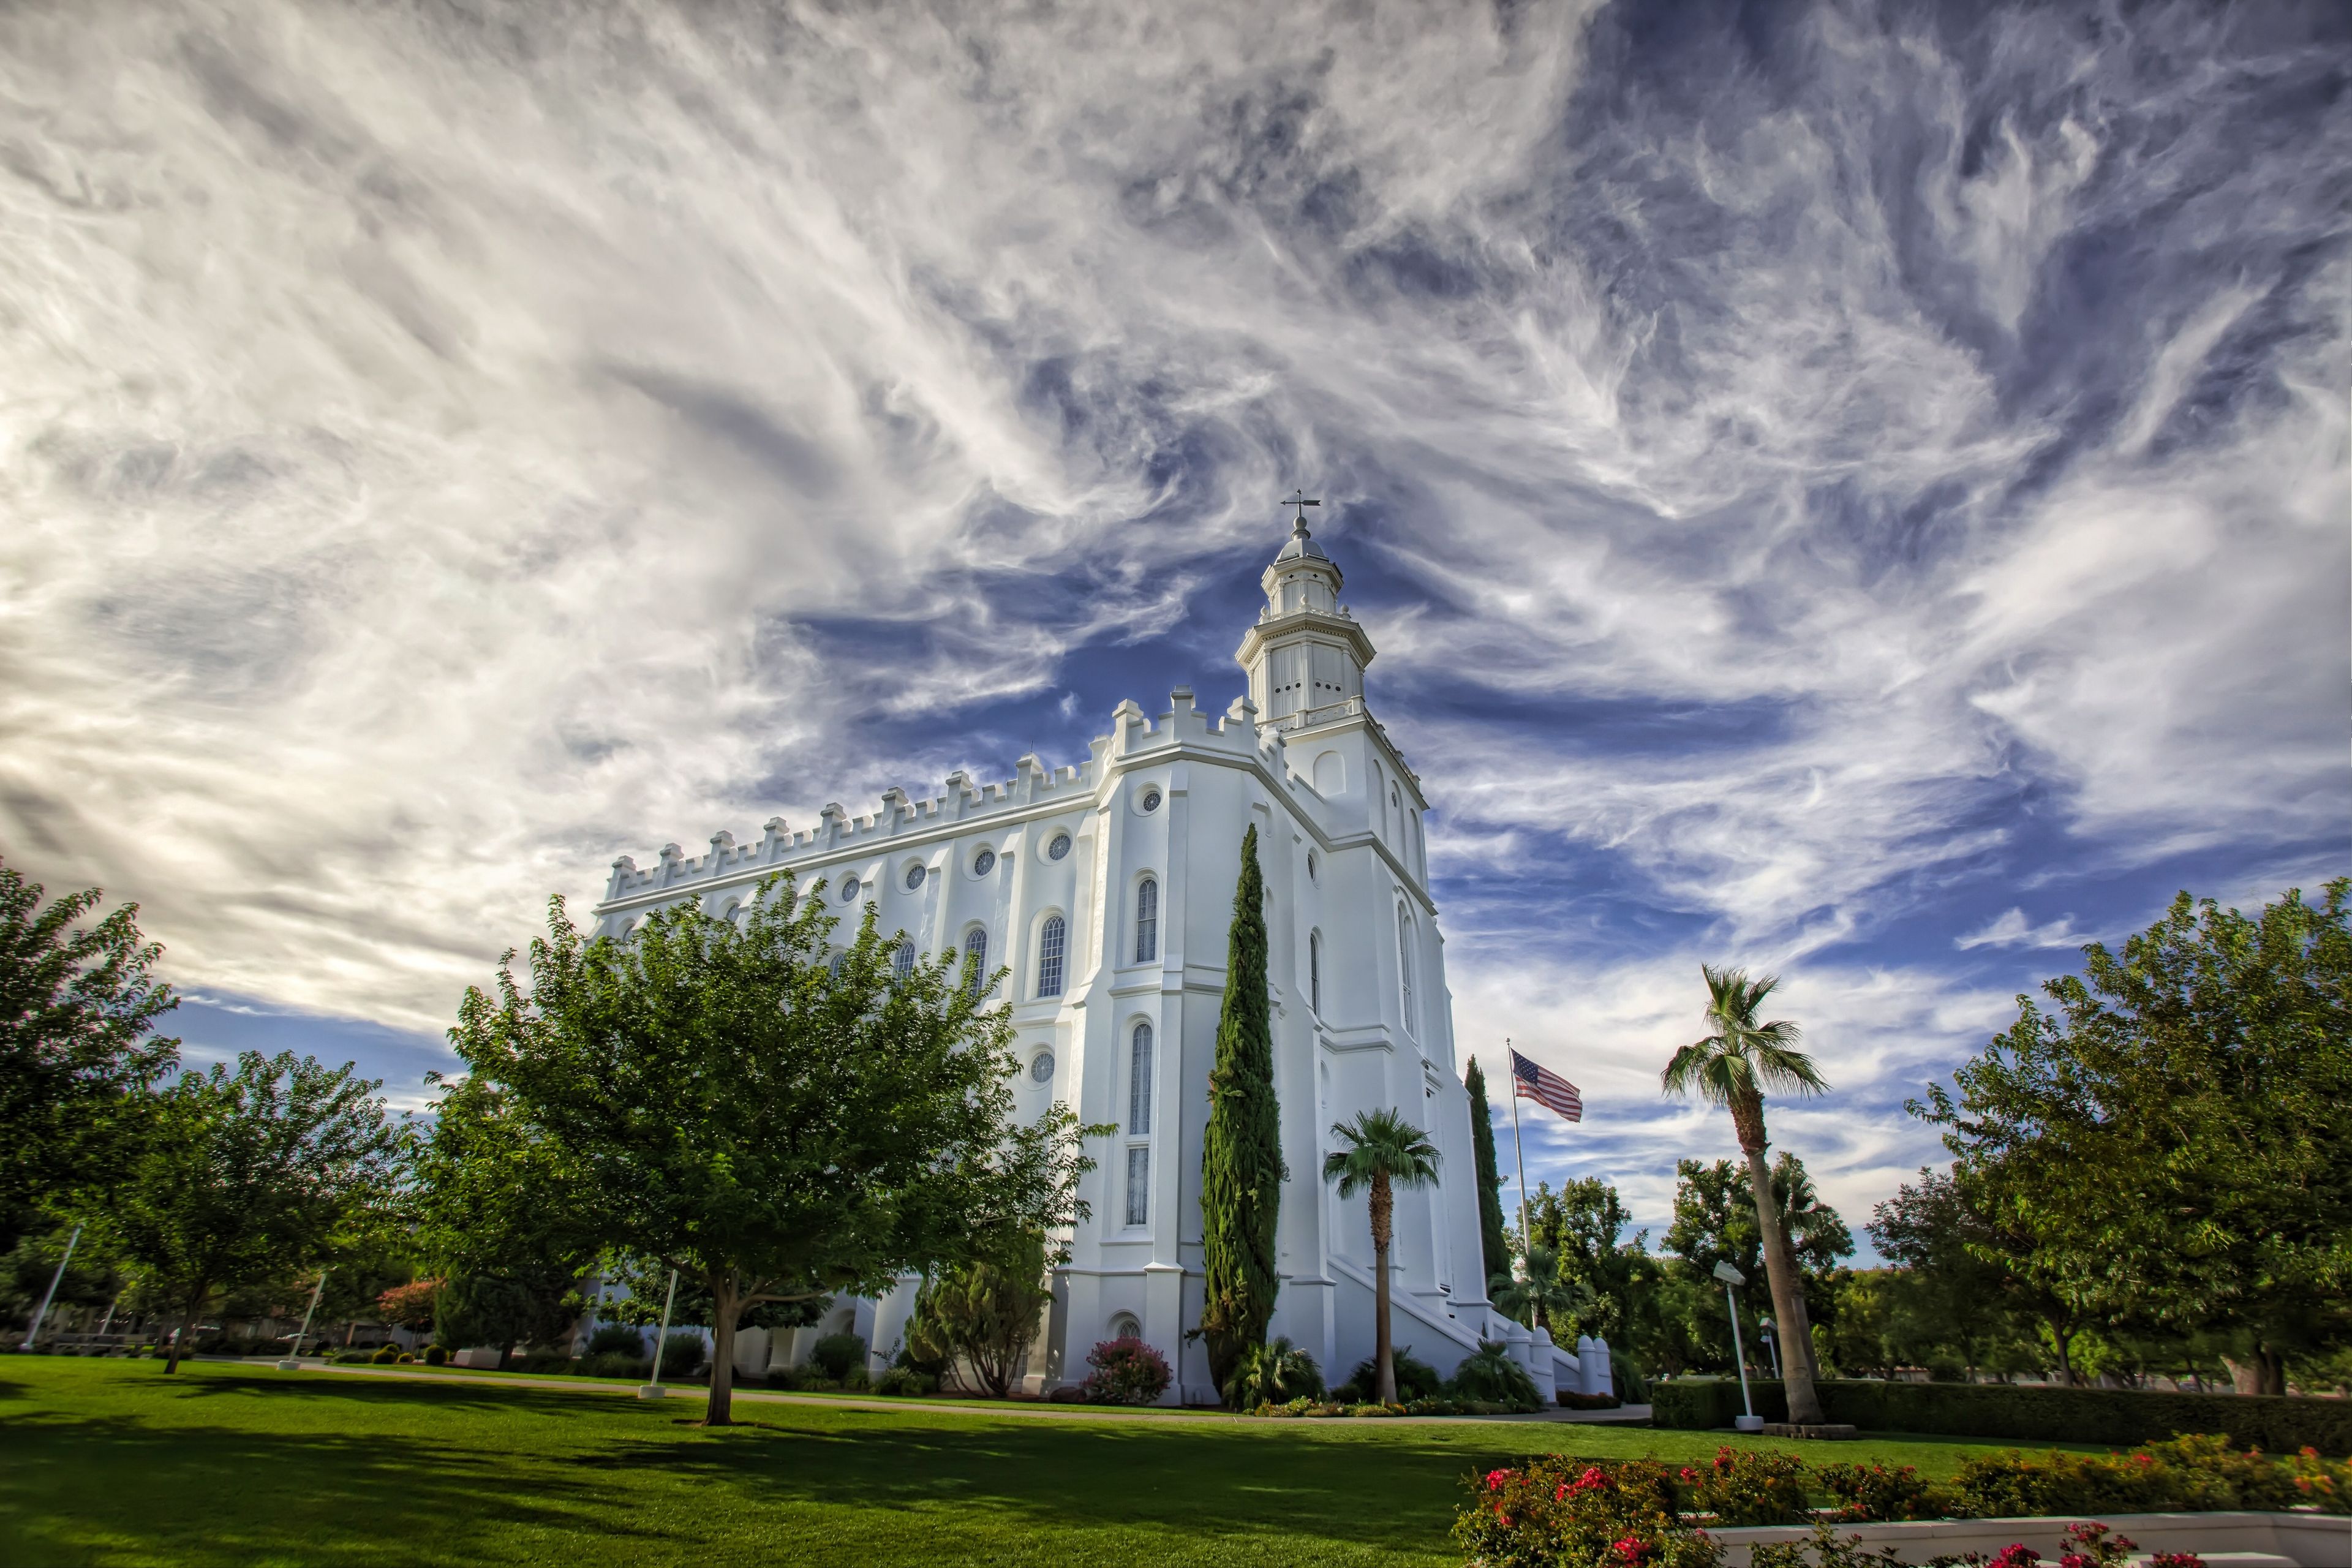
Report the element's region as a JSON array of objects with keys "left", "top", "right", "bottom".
[
  {"left": 973, "top": 846, "right": 997, "bottom": 877},
  {"left": 904, "top": 862, "right": 925, "bottom": 891},
  {"left": 1047, "top": 832, "right": 1072, "bottom": 861},
  {"left": 1306, "top": 851, "right": 1317, "bottom": 881},
  {"left": 1140, "top": 787, "right": 1162, "bottom": 813},
  {"left": 1031, "top": 1051, "right": 1055, "bottom": 1084}
]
